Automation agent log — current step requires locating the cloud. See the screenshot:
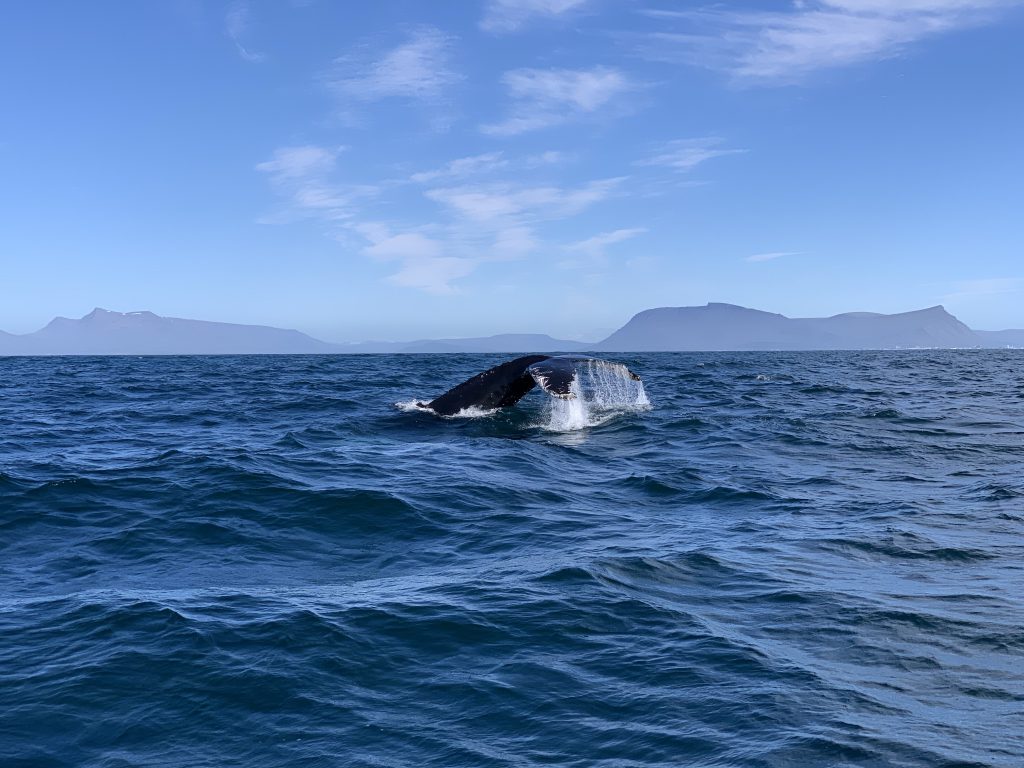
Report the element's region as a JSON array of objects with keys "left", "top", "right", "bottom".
[
  {"left": 388, "top": 257, "right": 478, "bottom": 294},
  {"left": 328, "top": 26, "right": 461, "bottom": 106},
  {"left": 388, "top": 178, "right": 624, "bottom": 285},
  {"left": 567, "top": 228, "right": 646, "bottom": 256},
  {"left": 481, "top": 0, "right": 588, "bottom": 33},
  {"left": 385, "top": 177, "right": 623, "bottom": 285},
  {"left": 258, "top": 147, "right": 479, "bottom": 293},
  {"left": 639, "top": 1, "right": 1019, "bottom": 83},
  {"left": 941, "top": 277, "right": 1022, "bottom": 303},
  {"left": 256, "top": 145, "right": 375, "bottom": 221},
  {"left": 492, "top": 226, "right": 537, "bottom": 257},
  {"left": 257, "top": 144, "right": 625, "bottom": 294},
  {"left": 257, "top": 145, "right": 625, "bottom": 293},
  {"left": 257, "top": 145, "right": 339, "bottom": 179},
  {"left": 226, "top": 2, "right": 265, "bottom": 63},
  {"left": 745, "top": 251, "right": 802, "bottom": 263},
  {"left": 355, "top": 223, "right": 477, "bottom": 294},
  {"left": 560, "top": 227, "right": 646, "bottom": 270},
  {"left": 482, "top": 66, "right": 636, "bottom": 136},
  {"left": 410, "top": 152, "right": 508, "bottom": 183},
  {"left": 364, "top": 232, "right": 443, "bottom": 261},
  {"left": 409, "top": 150, "right": 570, "bottom": 183},
  {"left": 526, "top": 150, "right": 571, "bottom": 165},
  {"left": 426, "top": 177, "right": 624, "bottom": 223},
  {"left": 638, "top": 138, "right": 746, "bottom": 172}
]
